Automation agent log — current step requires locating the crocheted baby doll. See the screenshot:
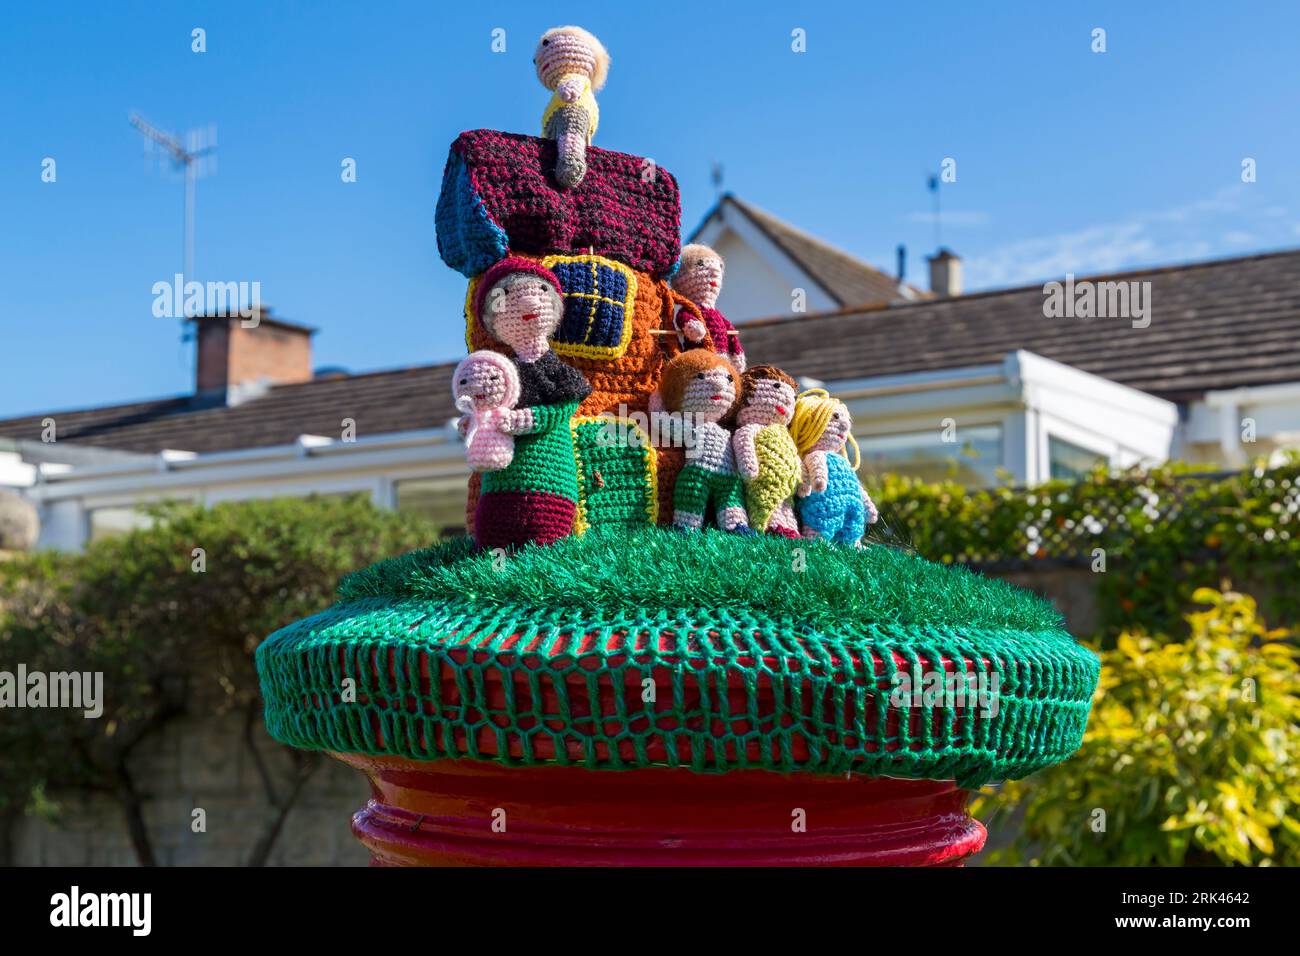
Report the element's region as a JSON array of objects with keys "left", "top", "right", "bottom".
[
  {"left": 466, "top": 256, "right": 592, "bottom": 550},
  {"left": 534, "top": 26, "right": 610, "bottom": 189},
  {"left": 657, "top": 350, "right": 750, "bottom": 533},
  {"left": 732, "top": 365, "right": 801, "bottom": 537},
  {"left": 453, "top": 350, "right": 521, "bottom": 473},
  {"left": 671, "top": 244, "right": 746, "bottom": 372},
  {"left": 790, "top": 389, "right": 879, "bottom": 546}
]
